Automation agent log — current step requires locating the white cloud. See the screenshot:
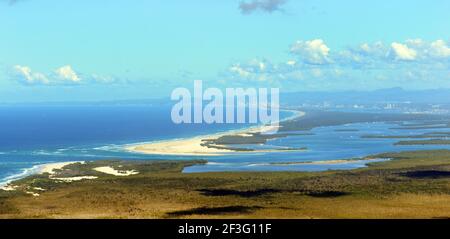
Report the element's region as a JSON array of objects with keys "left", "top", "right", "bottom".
[
  {"left": 390, "top": 42, "right": 417, "bottom": 61},
  {"left": 337, "top": 42, "right": 388, "bottom": 68},
  {"left": 286, "top": 60, "right": 296, "bottom": 66},
  {"left": 14, "top": 65, "right": 33, "bottom": 82},
  {"left": 226, "top": 59, "right": 283, "bottom": 84},
  {"left": 430, "top": 40, "right": 450, "bottom": 58},
  {"left": 55, "top": 65, "right": 81, "bottom": 82},
  {"left": 339, "top": 50, "right": 363, "bottom": 64},
  {"left": 360, "top": 43, "right": 371, "bottom": 52},
  {"left": 229, "top": 64, "right": 251, "bottom": 78},
  {"left": 228, "top": 58, "right": 277, "bottom": 80},
  {"left": 227, "top": 39, "right": 450, "bottom": 89},
  {"left": 401, "top": 39, "right": 450, "bottom": 60},
  {"left": 247, "top": 58, "right": 268, "bottom": 71},
  {"left": 13, "top": 65, "right": 80, "bottom": 85},
  {"left": 13, "top": 65, "right": 50, "bottom": 84},
  {"left": 341, "top": 39, "right": 450, "bottom": 65},
  {"left": 360, "top": 42, "right": 386, "bottom": 55},
  {"left": 290, "top": 39, "right": 331, "bottom": 64},
  {"left": 405, "top": 38, "right": 425, "bottom": 47},
  {"left": 10, "top": 65, "right": 122, "bottom": 85}
]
